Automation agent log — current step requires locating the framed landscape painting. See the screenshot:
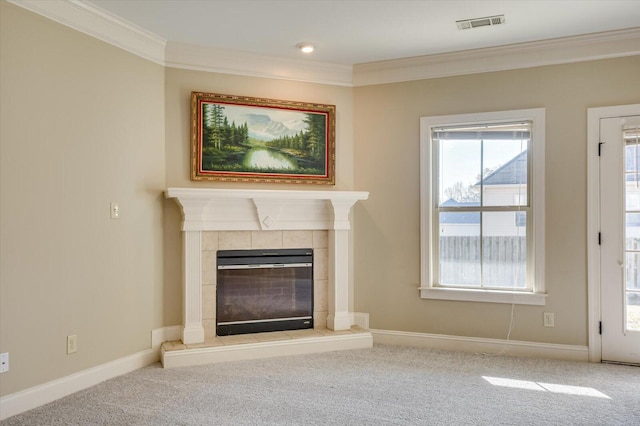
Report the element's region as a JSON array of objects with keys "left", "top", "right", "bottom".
[{"left": 191, "top": 92, "right": 335, "bottom": 184}]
